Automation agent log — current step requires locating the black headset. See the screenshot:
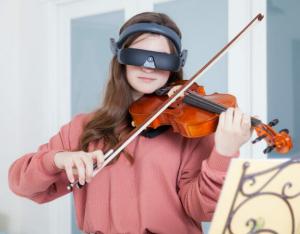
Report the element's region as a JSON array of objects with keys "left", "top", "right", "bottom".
[{"left": 110, "top": 23, "right": 187, "bottom": 72}]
